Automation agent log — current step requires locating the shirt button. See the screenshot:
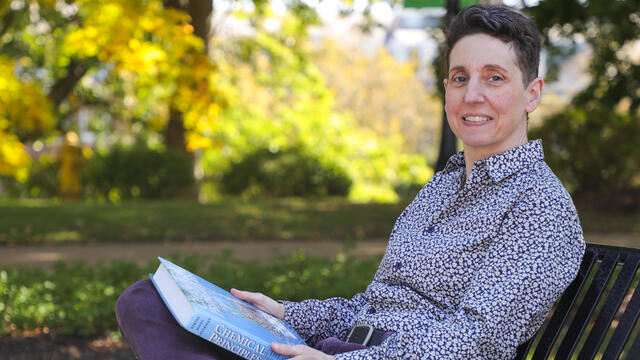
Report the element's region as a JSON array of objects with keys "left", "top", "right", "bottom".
[
  {"left": 393, "top": 261, "right": 402, "bottom": 270},
  {"left": 367, "top": 308, "right": 376, "bottom": 314}
]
